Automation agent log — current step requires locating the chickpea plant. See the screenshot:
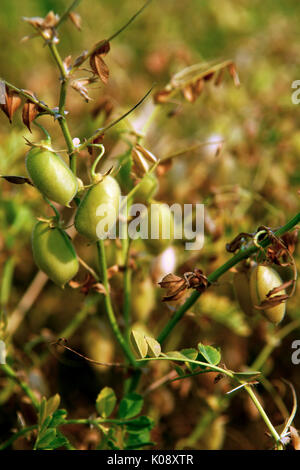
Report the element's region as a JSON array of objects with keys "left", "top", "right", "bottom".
[{"left": 1, "top": 0, "right": 300, "bottom": 451}]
